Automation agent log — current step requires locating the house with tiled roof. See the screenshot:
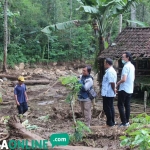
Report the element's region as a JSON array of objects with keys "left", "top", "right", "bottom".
[{"left": 98, "top": 27, "right": 150, "bottom": 83}]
